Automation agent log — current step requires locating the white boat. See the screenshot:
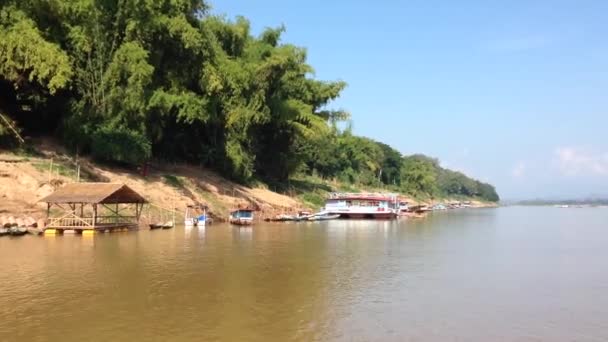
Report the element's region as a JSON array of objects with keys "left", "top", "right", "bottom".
[
  {"left": 229, "top": 209, "right": 254, "bottom": 226},
  {"left": 398, "top": 201, "right": 409, "bottom": 216},
  {"left": 323, "top": 193, "right": 399, "bottom": 219},
  {"left": 185, "top": 205, "right": 207, "bottom": 227},
  {"left": 307, "top": 213, "right": 340, "bottom": 221}
]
